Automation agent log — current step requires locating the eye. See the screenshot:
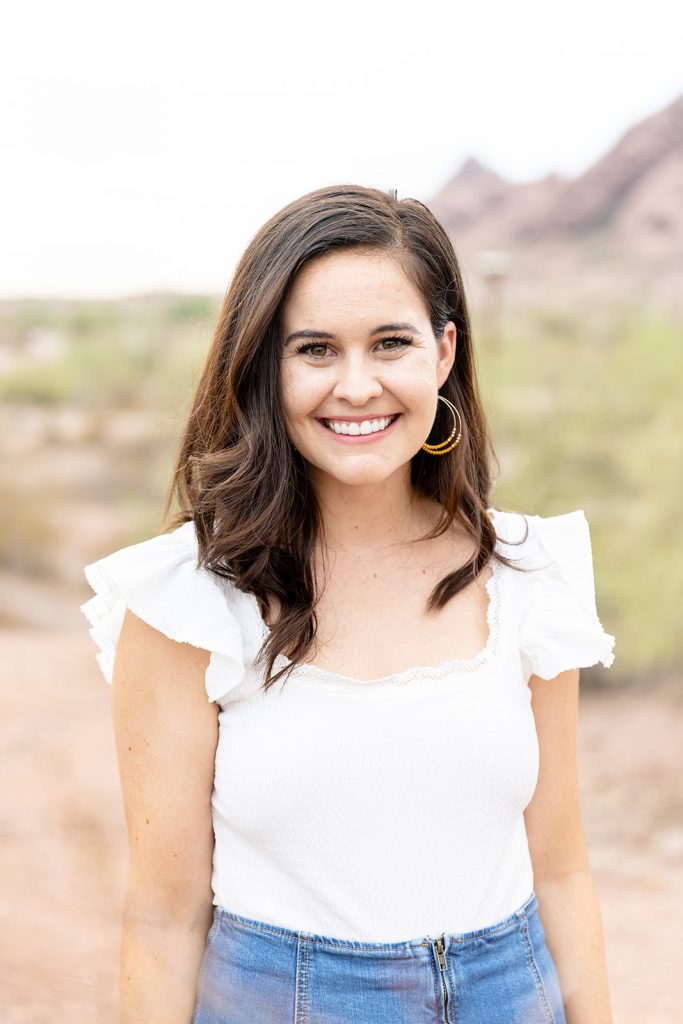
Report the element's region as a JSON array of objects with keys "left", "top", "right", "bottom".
[
  {"left": 294, "top": 342, "right": 331, "bottom": 359},
  {"left": 377, "top": 335, "right": 413, "bottom": 352}
]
